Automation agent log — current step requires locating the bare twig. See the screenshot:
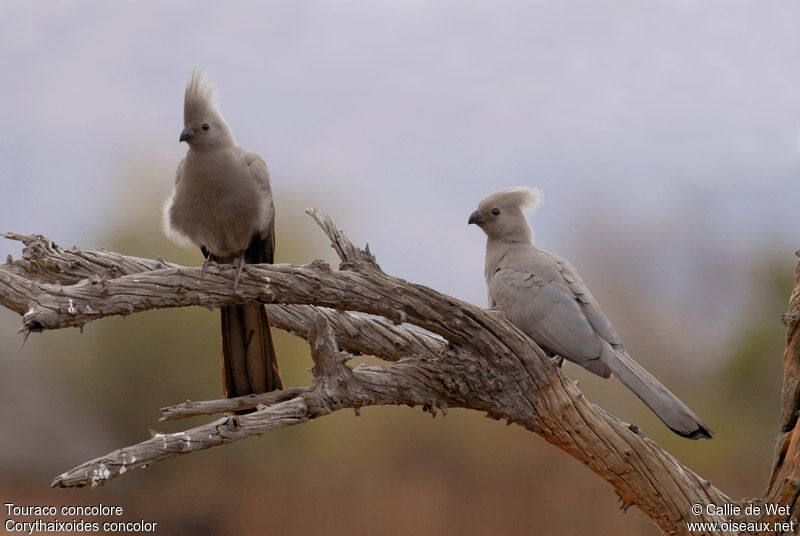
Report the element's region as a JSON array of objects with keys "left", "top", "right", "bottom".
[
  {"left": 4, "top": 215, "right": 798, "bottom": 535},
  {"left": 2, "top": 232, "right": 447, "bottom": 361},
  {"left": 54, "top": 314, "right": 449, "bottom": 488}
]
